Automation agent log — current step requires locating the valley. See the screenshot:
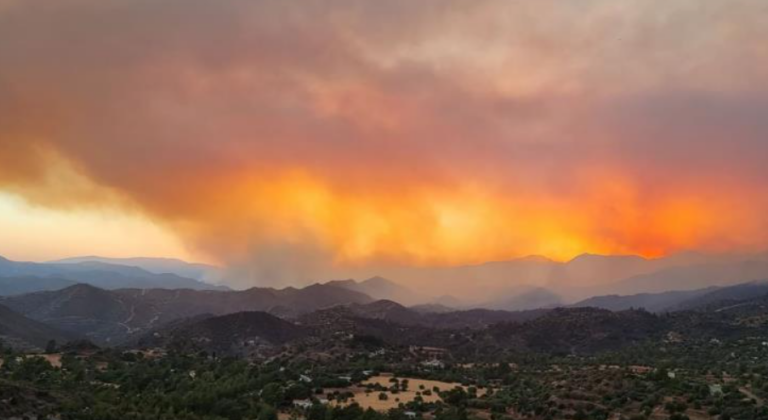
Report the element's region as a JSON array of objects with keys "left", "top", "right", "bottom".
[{"left": 2, "top": 255, "right": 768, "bottom": 419}]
